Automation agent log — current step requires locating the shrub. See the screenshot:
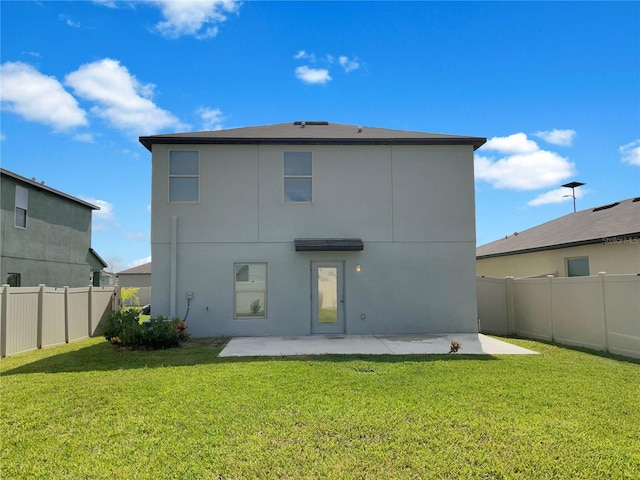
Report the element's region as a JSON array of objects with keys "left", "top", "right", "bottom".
[{"left": 104, "top": 310, "right": 189, "bottom": 350}]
